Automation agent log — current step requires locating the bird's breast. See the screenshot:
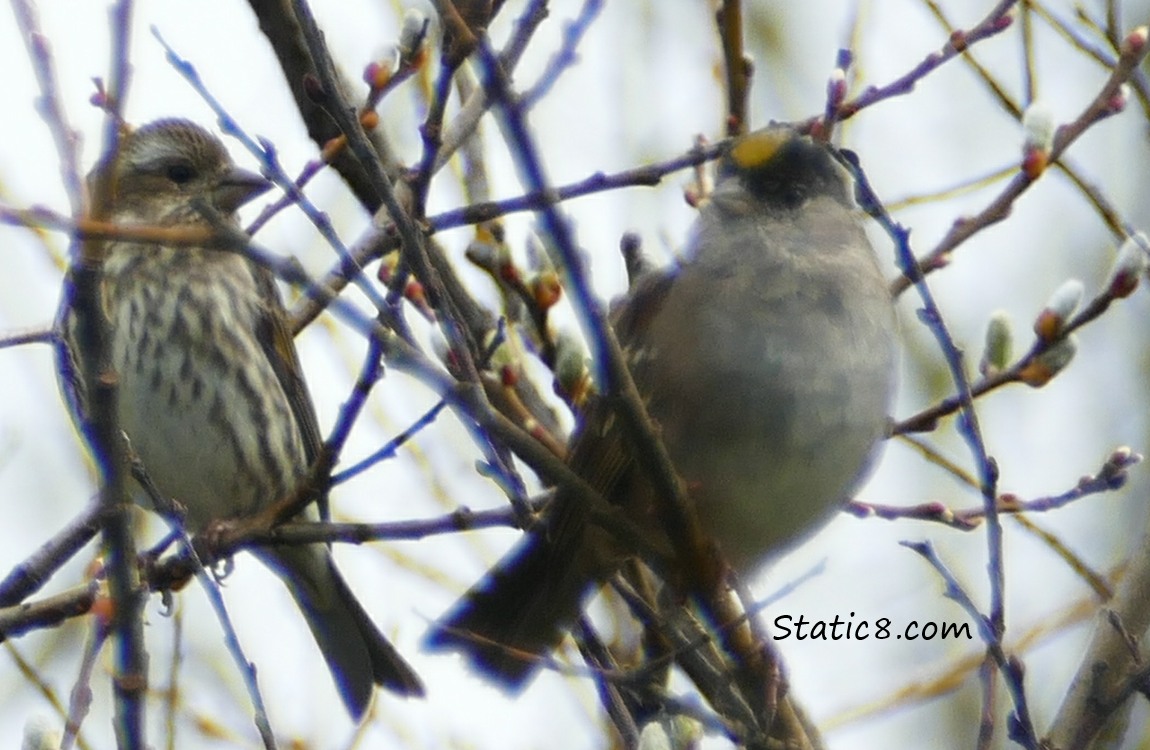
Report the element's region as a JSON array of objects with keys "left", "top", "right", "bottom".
[
  {"left": 633, "top": 215, "right": 896, "bottom": 569},
  {"left": 101, "top": 246, "right": 307, "bottom": 530}
]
